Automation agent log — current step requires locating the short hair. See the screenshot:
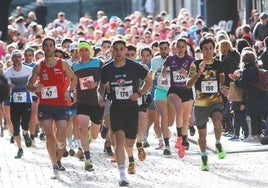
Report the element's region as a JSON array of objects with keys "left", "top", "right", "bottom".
[
  {"left": 101, "top": 39, "right": 111, "bottom": 47},
  {"left": 150, "top": 41, "right": 159, "bottom": 48},
  {"left": 126, "top": 44, "right": 137, "bottom": 52},
  {"left": 140, "top": 47, "right": 152, "bottom": 57},
  {"left": 111, "top": 39, "right": 126, "bottom": 48},
  {"left": 24, "top": 47, "right": 35, "bottom": 54},
  {"left": 199, "top": 37, "right": 215, "bottom": 50},
  {"left": 61, "top": 37, "right": 73, "bottom": 46},
  {"left": 159, "top": 40, "right": 170, "bottom": 47},
  {"left": 42, "top": 37, "right": 56, "bottom": 47}
]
